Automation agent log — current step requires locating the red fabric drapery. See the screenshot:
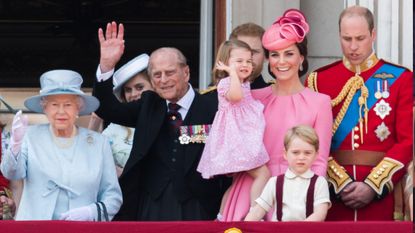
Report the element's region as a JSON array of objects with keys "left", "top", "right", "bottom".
[{"left": 0, "top": 221, "right": 411, "bottom": 233}]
